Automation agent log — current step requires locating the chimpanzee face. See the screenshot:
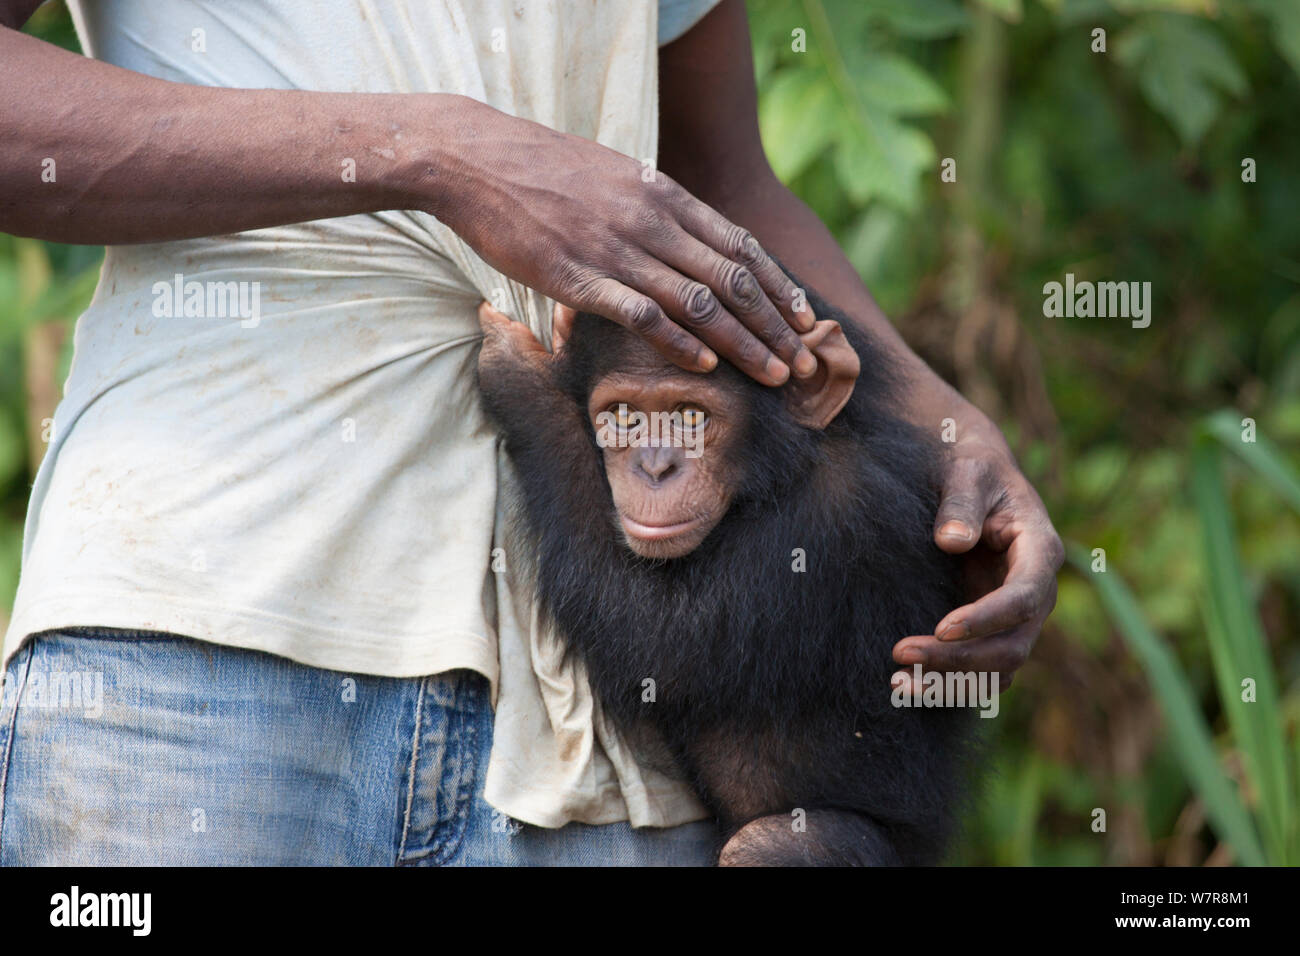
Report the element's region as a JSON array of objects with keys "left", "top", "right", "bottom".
[
  {"left": 574, "top": 314, "right": 858, "bottom": 560},
  {"left": 587, "top": 362, "right": 747, "bottom": 560}
]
